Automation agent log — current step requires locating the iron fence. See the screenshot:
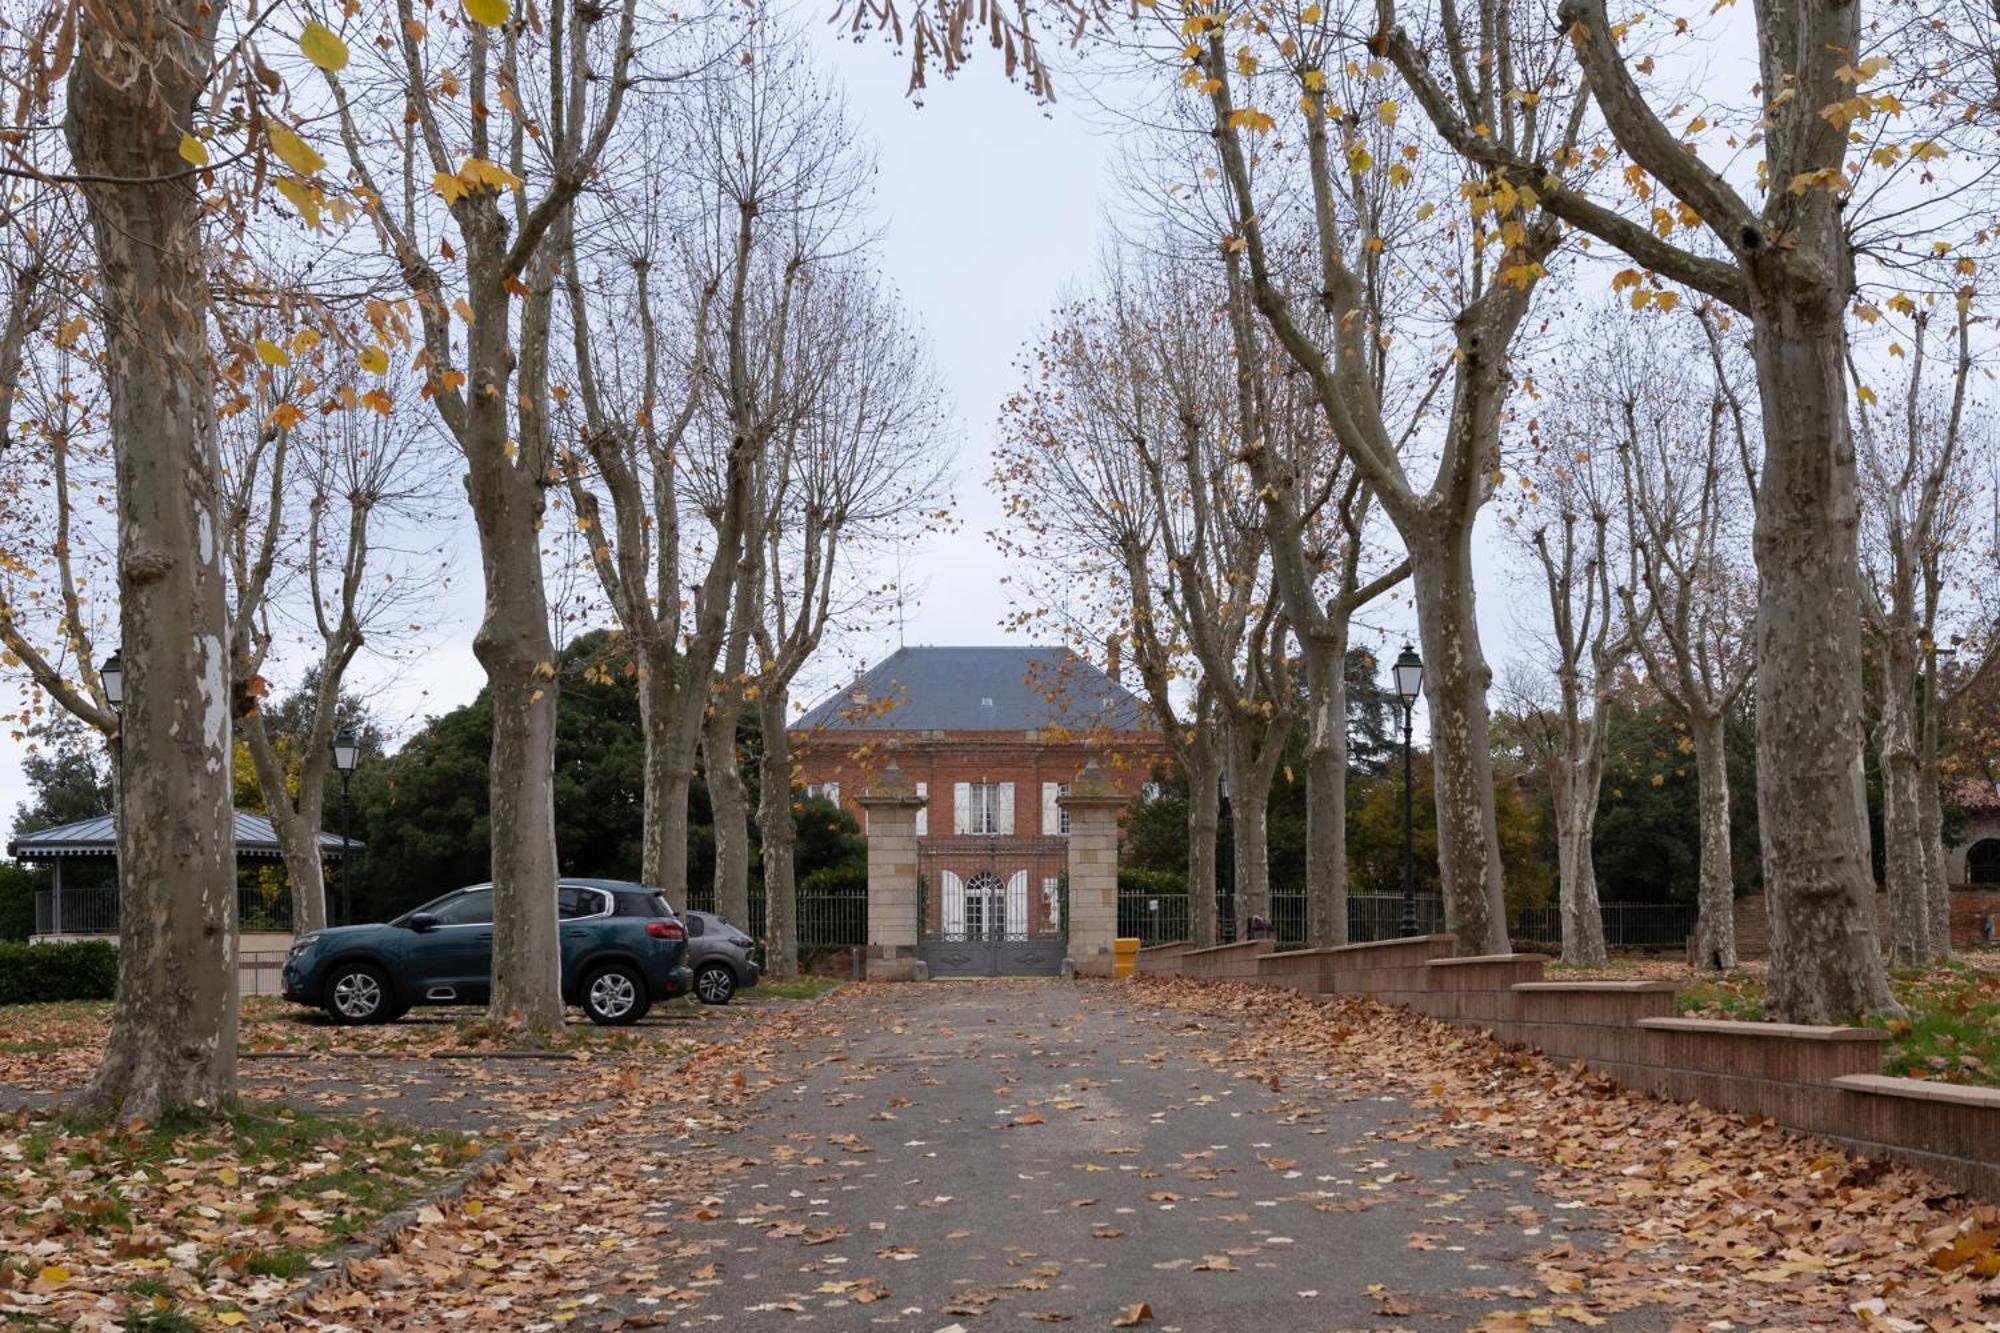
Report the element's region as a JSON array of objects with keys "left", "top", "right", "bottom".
[
  {"left": 1116, "top": 889, "right": 1695, "bottom": 953},
  {"left": 682, "top": 884, "right": 869, "bottom": 951},
  {"left": 36, "top": 886, "right": 296, "bottom": 936}
]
